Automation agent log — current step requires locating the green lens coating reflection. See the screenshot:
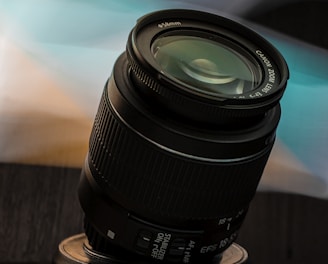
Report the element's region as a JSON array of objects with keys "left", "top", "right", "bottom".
[{"left": 152, "top": 35, "right": 260, "bottom": 96}]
